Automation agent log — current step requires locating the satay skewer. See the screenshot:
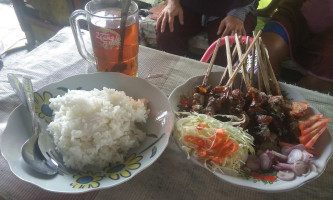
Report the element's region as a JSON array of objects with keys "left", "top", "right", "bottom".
[
  {"left": 253, "top": 32, "right": 271, "bottom": 94},
  {"left": 259, "top": 38, "right": 281, "bottom": 95},
  {"left": 218, "top": 66, "right": 229, "bottom": 86},
  {"left": 250, "top": 45, "right": 255, "bottom": 86},
  {"left": 235, "top": 33, "right": 250, "bottom": 90},
  {"left": 202, "top": 37, "right": 222, "bottom": 87},
  {"left": 231, "top": 44, "right": 238, "bottom": 63},
  {"left": 245, "top": 36, "right": 250, "bottom": 50},
  {"left": 257, "top": 66, "right": 263, "bottom": 91},
  {"left": 225, "top": 36, "right": 234, "bottom": 81},
  {"left": 226, "top": 30, "right": 262, "bottom": 87},
  {"left": 219, "top": 36, "right": 242, "bottom": 86}
]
